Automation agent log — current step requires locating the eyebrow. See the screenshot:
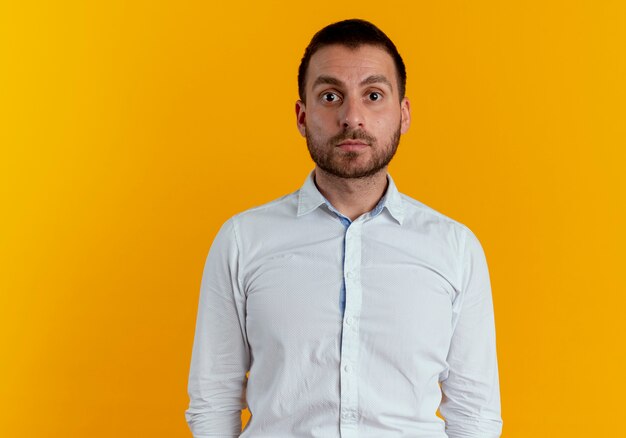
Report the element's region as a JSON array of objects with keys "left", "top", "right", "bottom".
[
  {"left": 312, "top": 75, "right": 343, "bottom": 88},
  {"left": 312, "top": 74, "right": 393, "bottom": 90},
  {"left": 360, "top": 74, "right": 393, "bottom": 90}
]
